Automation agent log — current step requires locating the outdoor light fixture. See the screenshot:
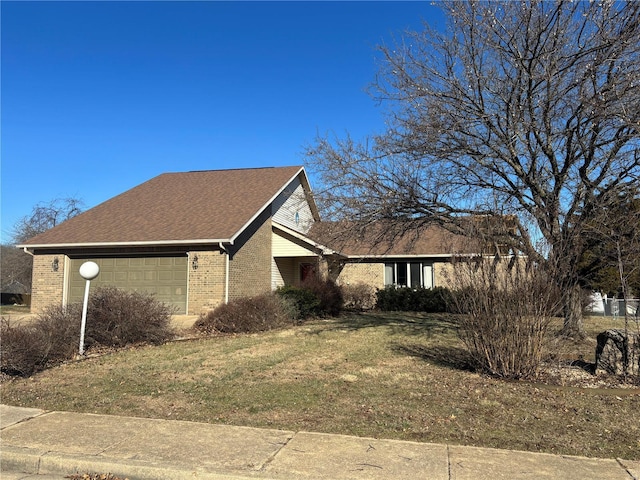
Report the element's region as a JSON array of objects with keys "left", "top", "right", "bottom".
[
  {"left": 192, "top": 255, "right": 199, "bottom": 270},
  {"left": 78, "top": 261, "right": 100, "bottom": 356},
  {"left": 52, "top": 257, "right": 59, "bottom": 272}
]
